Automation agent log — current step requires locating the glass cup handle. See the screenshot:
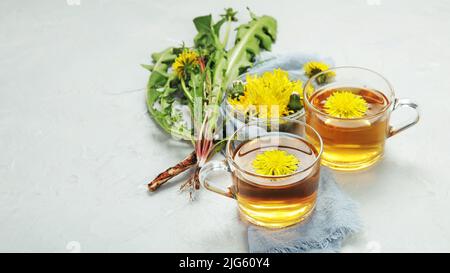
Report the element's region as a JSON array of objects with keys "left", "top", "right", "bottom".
[
  {"left": 199, "top": 160, "right": 236, "bottom": 199},
  {"left": 388, "top": 98, "right": 420, "bottom": 137}
]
